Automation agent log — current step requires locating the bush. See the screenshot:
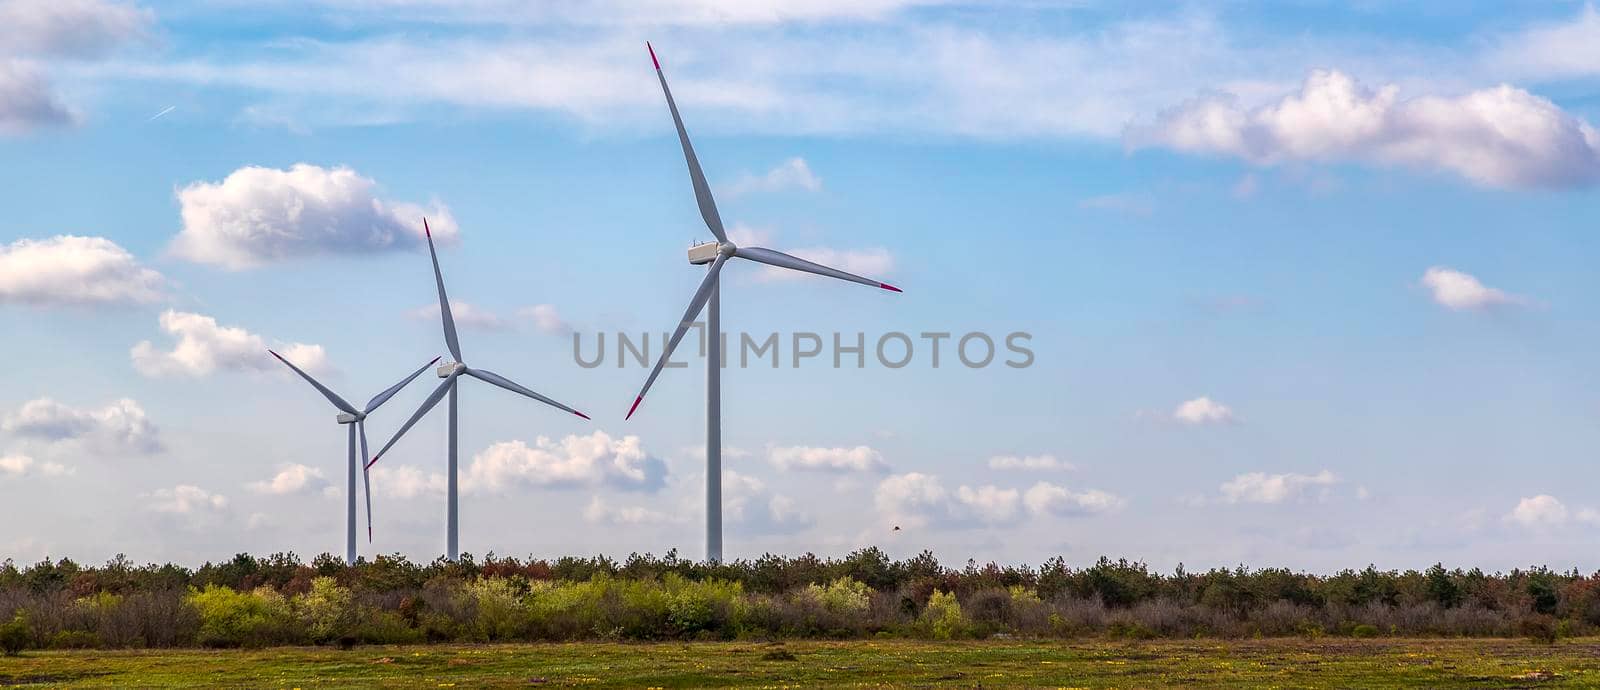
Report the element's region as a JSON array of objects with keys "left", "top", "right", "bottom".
[
  {"left": 0, "top": 611, "right": 29, "bottom": 655},
  {"left": 1350, "top": 623, "right": 1379, "bottom": 638},
  {"left": 1518, "top": 615, "right": 1557, "bottom": 644},
  {"left": 188, "top": 585, "right": 294, "bottom": 648},
  {"left": 920, "top": 590, "right": 966, "bottom": 640},
  {"left": 297, "top": 577, "right": 356, "bottom": 644}
]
